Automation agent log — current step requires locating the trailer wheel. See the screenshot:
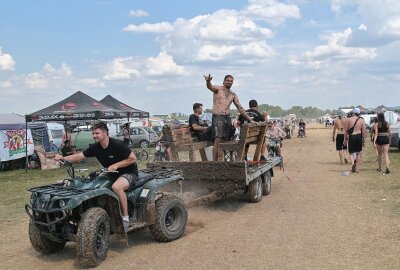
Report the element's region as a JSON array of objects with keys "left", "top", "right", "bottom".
[
  {"left": 76, "top": 207, "right": 110, "bottom": 267},
  {"left": 248, "top": 177, "right": 262, "bottom": 203},
  {"left": 29, "top": 219, "right": 66, "bottom": 254},
  {"left": 149, "top": 195, "right": 188, "bottom": 242},
  {"left": 262, "top": 171, "right": 272, "bottom": 196}
]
